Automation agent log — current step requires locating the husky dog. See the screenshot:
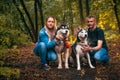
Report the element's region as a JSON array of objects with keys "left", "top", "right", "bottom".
[
  {"left": 73, "top": 28, "right": 95, "bottom": 70},
  {"left": 55, "top": 24, "right": 71, "bottom": 69}
]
